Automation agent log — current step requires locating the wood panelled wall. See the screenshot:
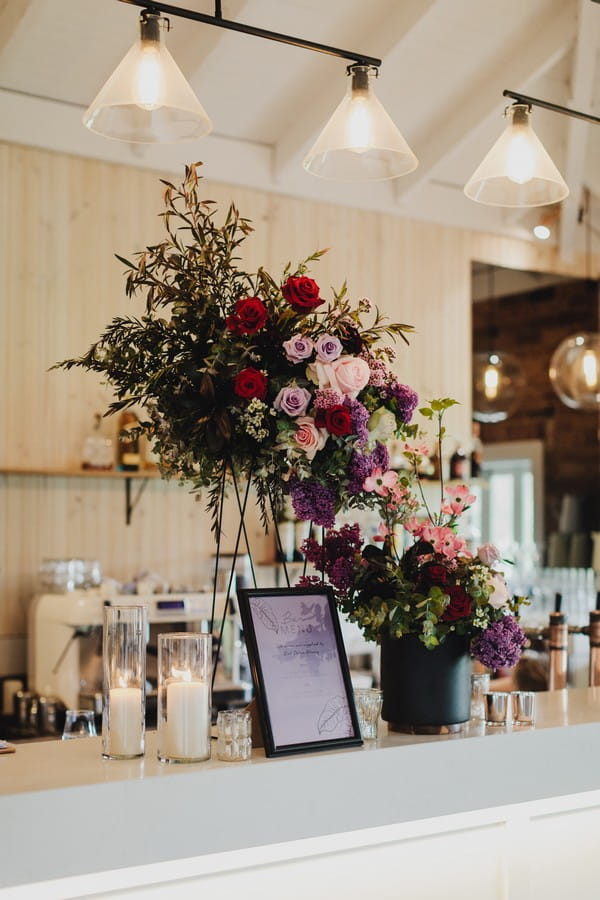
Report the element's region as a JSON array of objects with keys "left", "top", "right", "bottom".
[{"left": 0, "top": 142, "right": 594, "bottom": 667}]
